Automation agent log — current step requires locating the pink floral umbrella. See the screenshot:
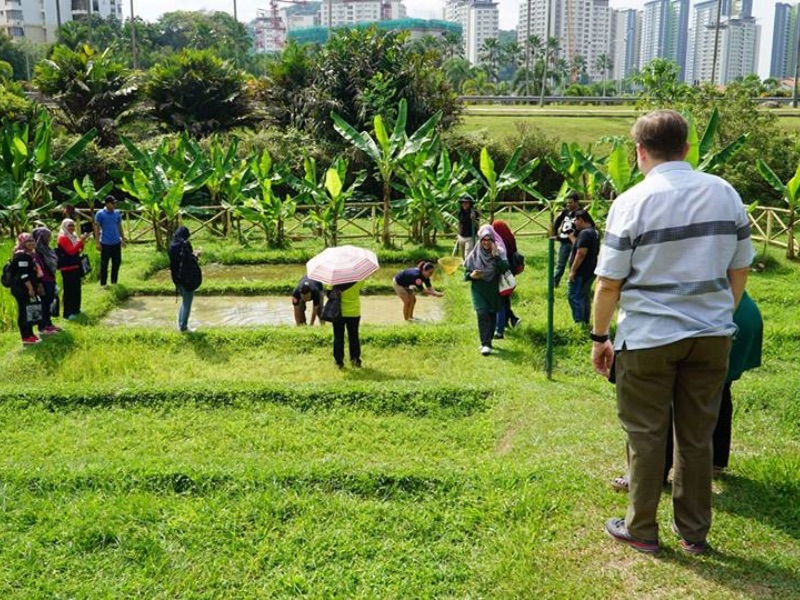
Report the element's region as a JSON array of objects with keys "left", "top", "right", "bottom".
[{"left": 306, "top": 245, "right": 380, "bottom": 285}]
